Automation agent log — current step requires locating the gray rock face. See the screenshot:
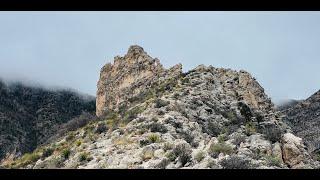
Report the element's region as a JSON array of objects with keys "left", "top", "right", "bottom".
[
  {"left": 6, "top": 45, "right": 318, "bottom": 169},
  {"left": 282, "top": 90, "right": 320, "bottom": 153}
]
